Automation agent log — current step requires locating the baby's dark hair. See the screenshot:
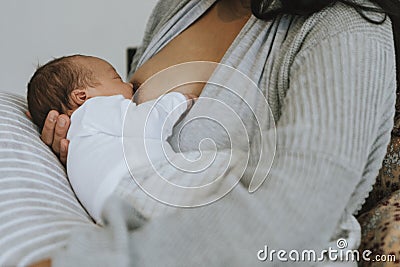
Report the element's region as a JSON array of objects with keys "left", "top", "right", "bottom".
[{"left": 27, "top": 55, "right": 97, "bottom": 130}]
